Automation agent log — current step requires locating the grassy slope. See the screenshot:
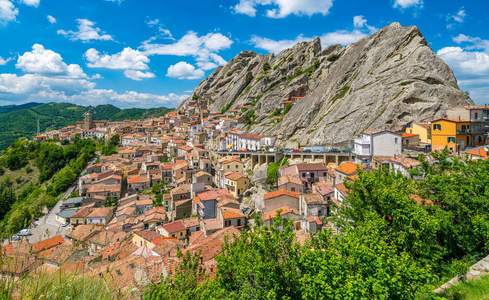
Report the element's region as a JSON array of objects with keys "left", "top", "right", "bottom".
[
  {"left": 439, "top": 275, "right": 489, "bottom": 299},
  {"left": 0, "top": 102, "right": 173, "bottom": 151}
]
